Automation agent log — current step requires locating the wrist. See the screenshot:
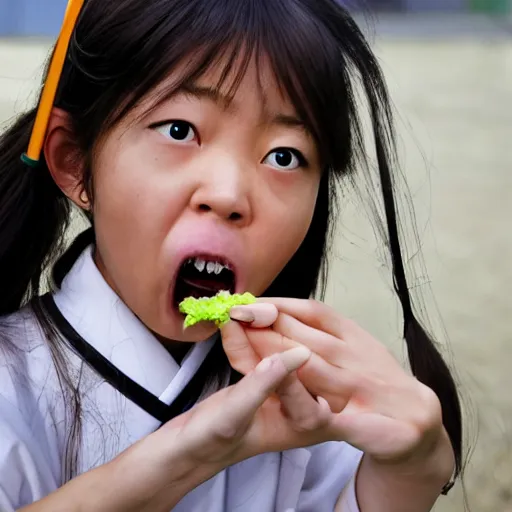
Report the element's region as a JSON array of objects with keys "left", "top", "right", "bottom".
[
  {"left": 349, "top": 429, "right": 455, "bottom": 512},
  {"left": 366, "top": 428, "right": 455, "bottom": 490},
  {"left": 86, "top": 430, "right": 226, "bottom": 512},
  {"left": 86, "top": 436, "right": 178, "bottom": 512},
  {"left": 143, "top": 426, "right": 234, "bottom": 507}
]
